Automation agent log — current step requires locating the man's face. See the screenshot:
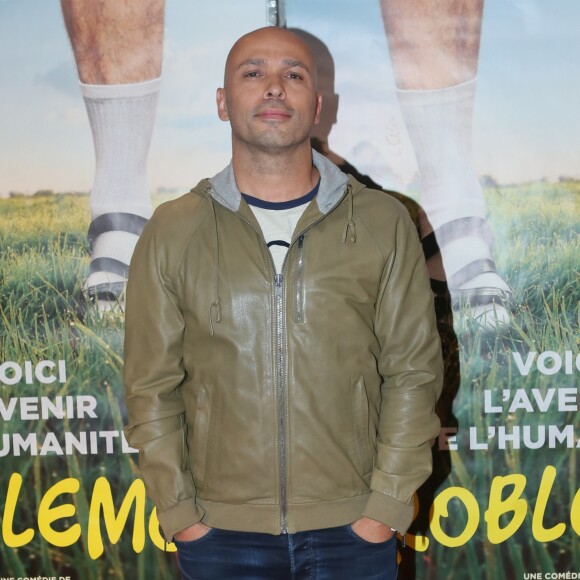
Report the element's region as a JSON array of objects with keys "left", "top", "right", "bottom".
[{"left": 217, "top": 28, "right": 322, "bottom": 154}]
